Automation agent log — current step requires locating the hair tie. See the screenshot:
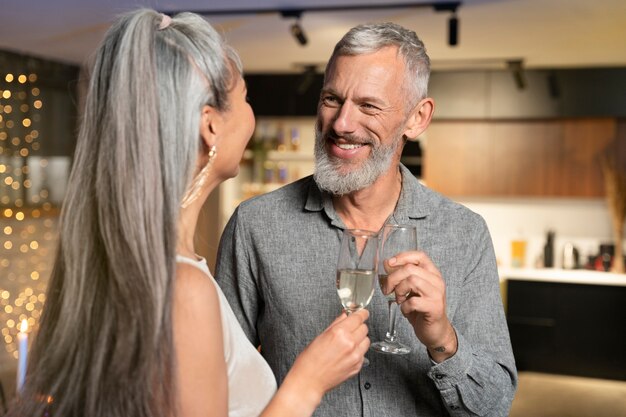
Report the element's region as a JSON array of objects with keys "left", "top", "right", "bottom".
[{"left": 158, "top": 14, "right": 172, "bottom": 30}]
